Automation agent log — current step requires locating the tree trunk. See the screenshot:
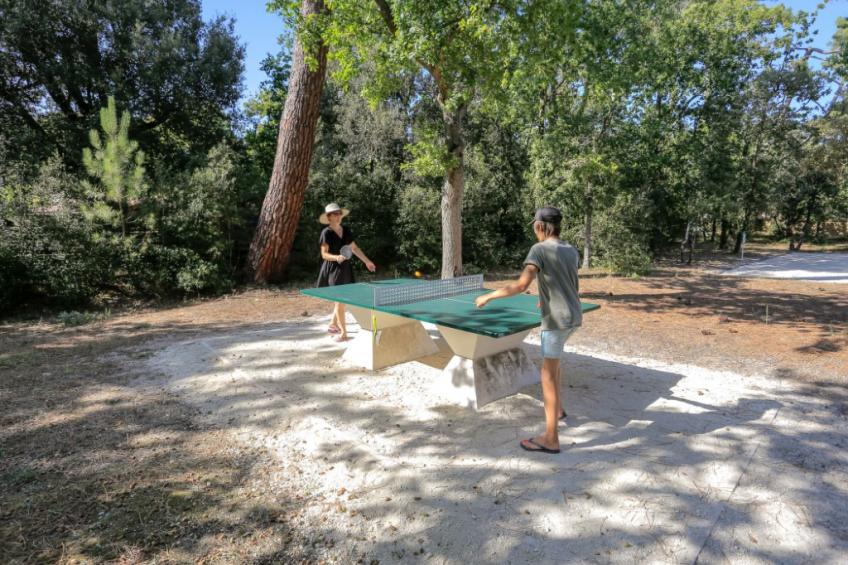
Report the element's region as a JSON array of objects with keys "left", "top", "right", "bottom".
[
  {"left": 733, "top": 209, "right": 751, "bottom": 254},
  {"left": 248, "top": 0, "right": 328, "bottom": 283},
  {"left": 582, "top": 189, "right": 593, "bottom": 269},
  {"left": 680, "top": 220, "right": 693, "bottom": 264},
  {"left": 710, "top": 218, "right": 716, "bottom": 243},
  {"left": 719, "top": 218, "right": 729, "bottom": 250},
  {"left": 733, "top": 231, "right": 742, "bottom": 254},
  {"left": 440, "top": 104, "right": 466, "bottom": 279}
]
